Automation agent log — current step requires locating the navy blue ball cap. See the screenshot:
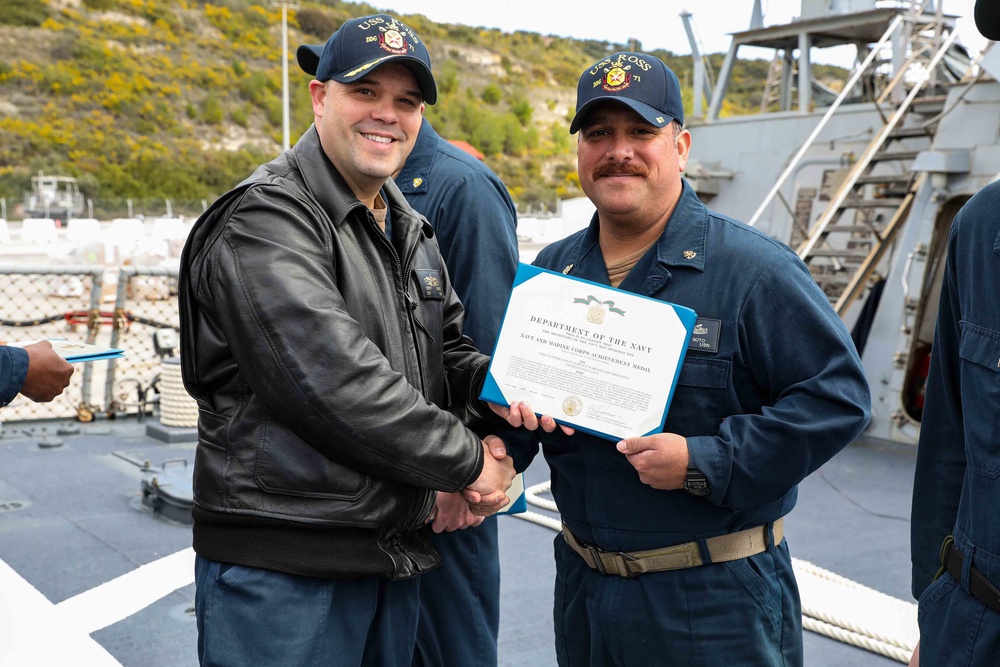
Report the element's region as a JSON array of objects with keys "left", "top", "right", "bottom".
[
  {"left": 570, "top": 52, "right": 683, "bottom": 134},
  {"left": 297, "top": 14, "right": 437, "bottom": 104},
  {"left": 976, "top": 0, "right": 1000, "bottom": 41}
]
